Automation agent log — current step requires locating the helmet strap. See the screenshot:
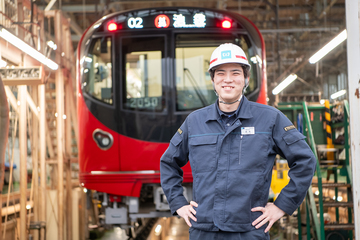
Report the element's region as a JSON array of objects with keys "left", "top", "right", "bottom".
[
  {"left": 242, "top": 78, "right": 249, "bottom": 95},
  {"left": 219, "top": 95, "right": 243, "bottom": 105}
]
